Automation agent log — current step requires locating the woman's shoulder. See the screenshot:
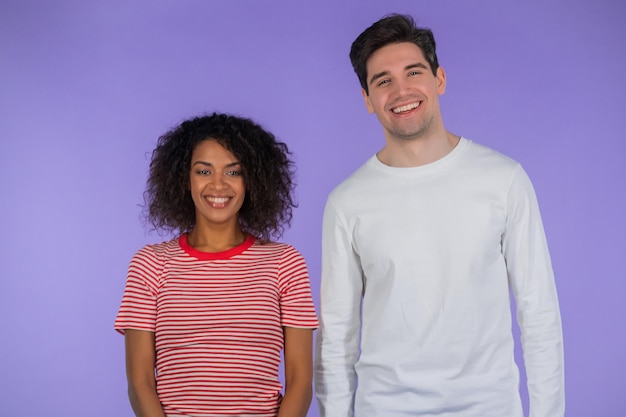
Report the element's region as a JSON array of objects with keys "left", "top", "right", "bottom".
[
  {"left": 131, "top": 236, "right": 181, "bottom": 264},
  {"left": 250, "top": 239, "right": 300, "bottom": 255}
]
